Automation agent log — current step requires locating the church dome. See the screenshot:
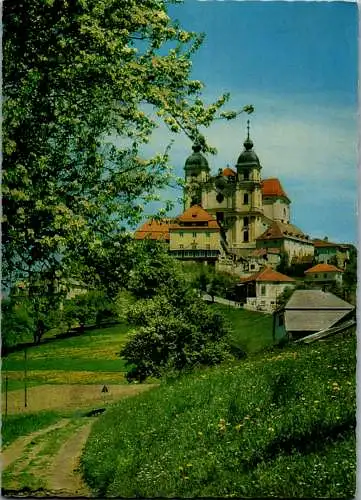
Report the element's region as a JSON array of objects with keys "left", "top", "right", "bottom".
[
  {"left": 236, "top": 121, "right": 261, "bottom": 169},
  {"left": 185, "top": 142, "right": 209, "bottom": 171}
]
